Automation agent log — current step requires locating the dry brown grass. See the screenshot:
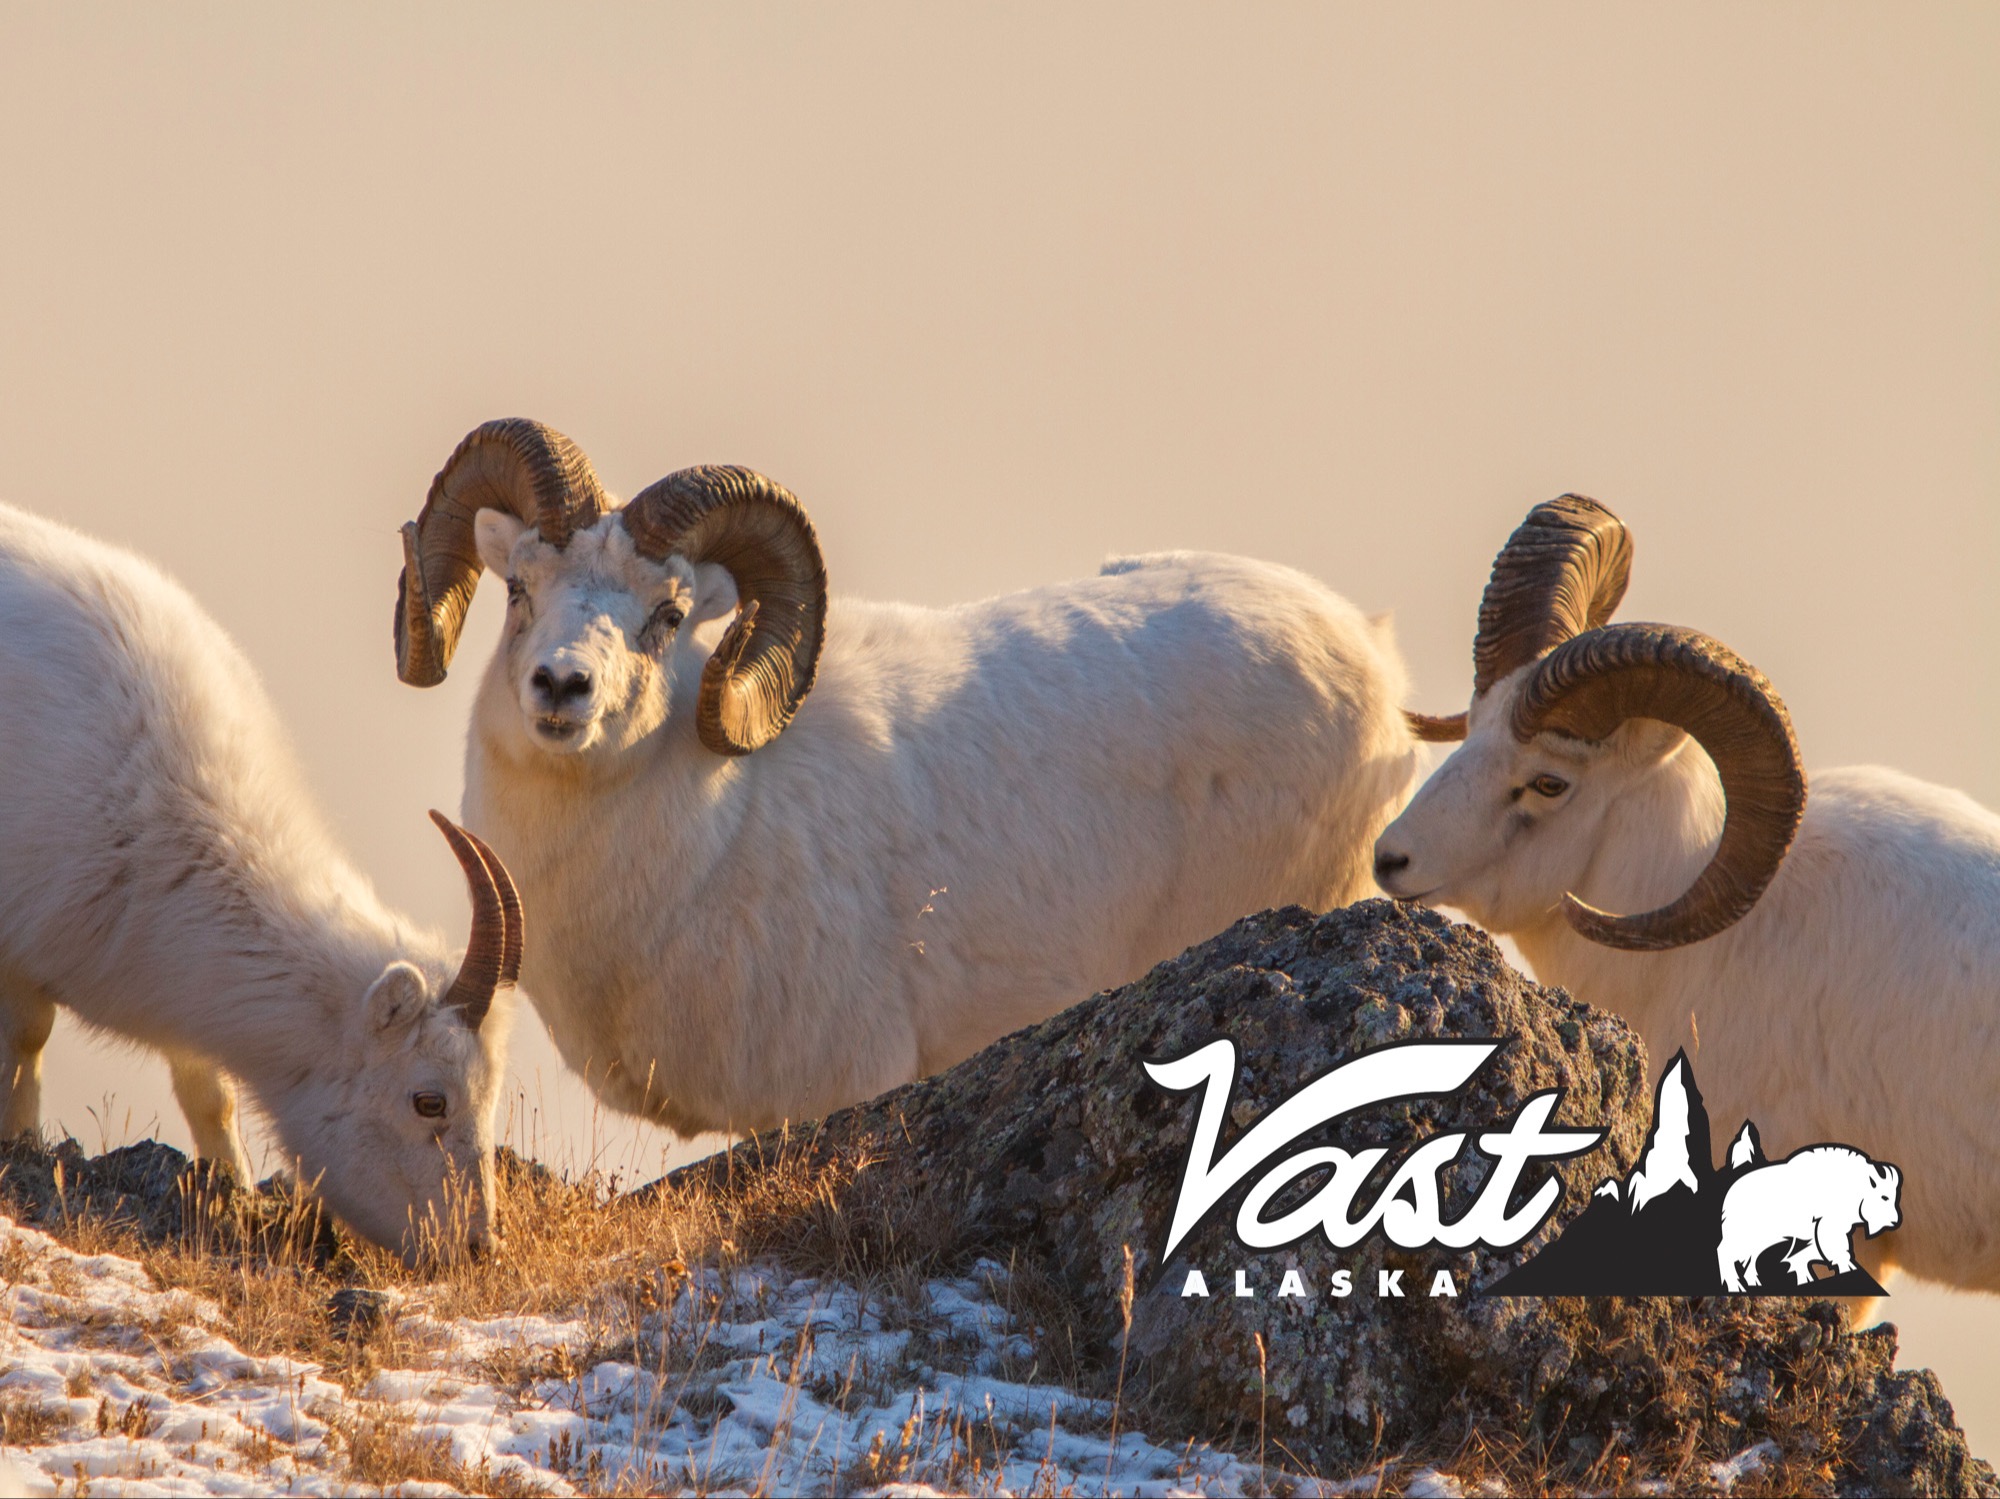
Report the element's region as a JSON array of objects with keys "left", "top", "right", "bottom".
[
  {"left": 0, "top": 1127, "right": 1378, "bottom": 1496},
  {"left": 0, "top": 1391, "right": 68, "bottom": 1445},
  {"left": 324, "top": 1406, "right": 554, "bottom": 1498},
  {"left": 0, "top": 1124, "right": 1078, "bottom": 1495}
]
